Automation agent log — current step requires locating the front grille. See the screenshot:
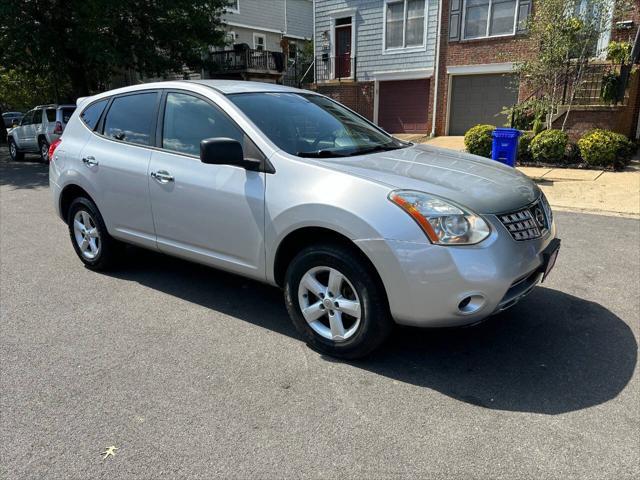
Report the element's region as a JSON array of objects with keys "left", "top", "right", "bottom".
[{"left": 498, "top": 200, "right": 549, "bottom": 241}]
